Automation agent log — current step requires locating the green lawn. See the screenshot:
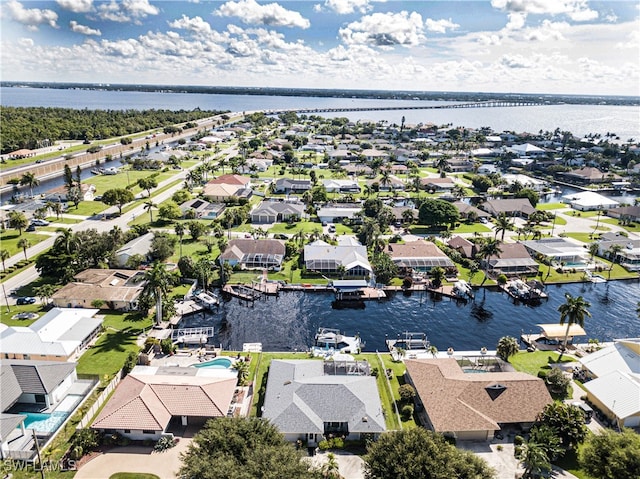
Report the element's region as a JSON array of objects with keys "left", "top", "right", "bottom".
[
  {"left": 451, "top": 223, "right": 491, "bottom": 234},
  {"left": 379, "top": 353, "right": 417, "bottom": 430},
  {"left": 0, "top": 230, "right": 48, "bottom": 256},
  {"left": 46, "top": 216, "right": 83, "bottom": 224},
  {"left": 600, "top": 218, "right": 640, "bottom": 232},
  {"left": 267, "top": 221, "right": 325, "bottom": 234},
  {"left": 66, "top": 200, "right": 109, "bottom": 216},
  {"left": 562, "top": 232, "right": 600, "bottom": 244},
  {"left": 0, "top": 302, "right": 46, "bottom": 327},
  {"left": 76, "top": 311, "right": 152, "bottom": 380},
  {"left": 537, "top": 202, "right": 569, "bottom": 211},
  {"left": 509, "top": 350, "right": 573, "bottom": 376}
]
